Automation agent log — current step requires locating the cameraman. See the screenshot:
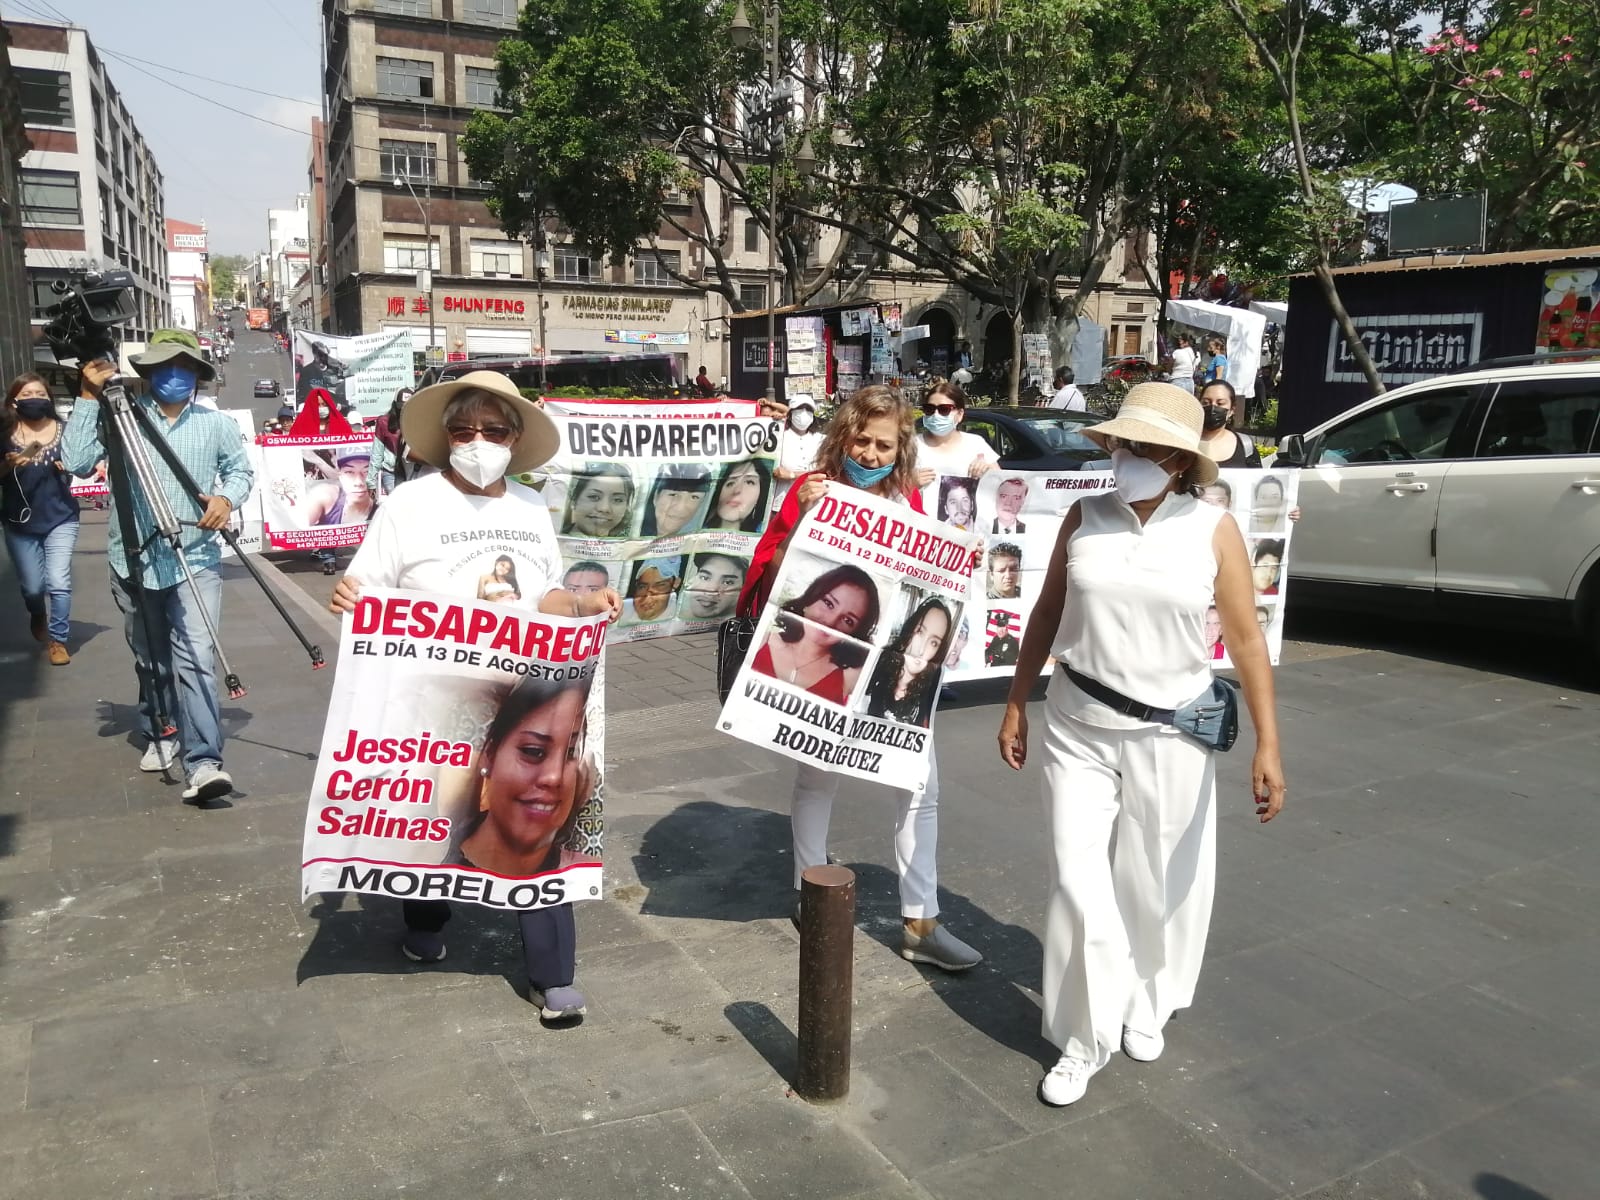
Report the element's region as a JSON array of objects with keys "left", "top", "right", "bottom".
[{"left": 62, "top": 330, "right": 255, "bottom": 803}]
